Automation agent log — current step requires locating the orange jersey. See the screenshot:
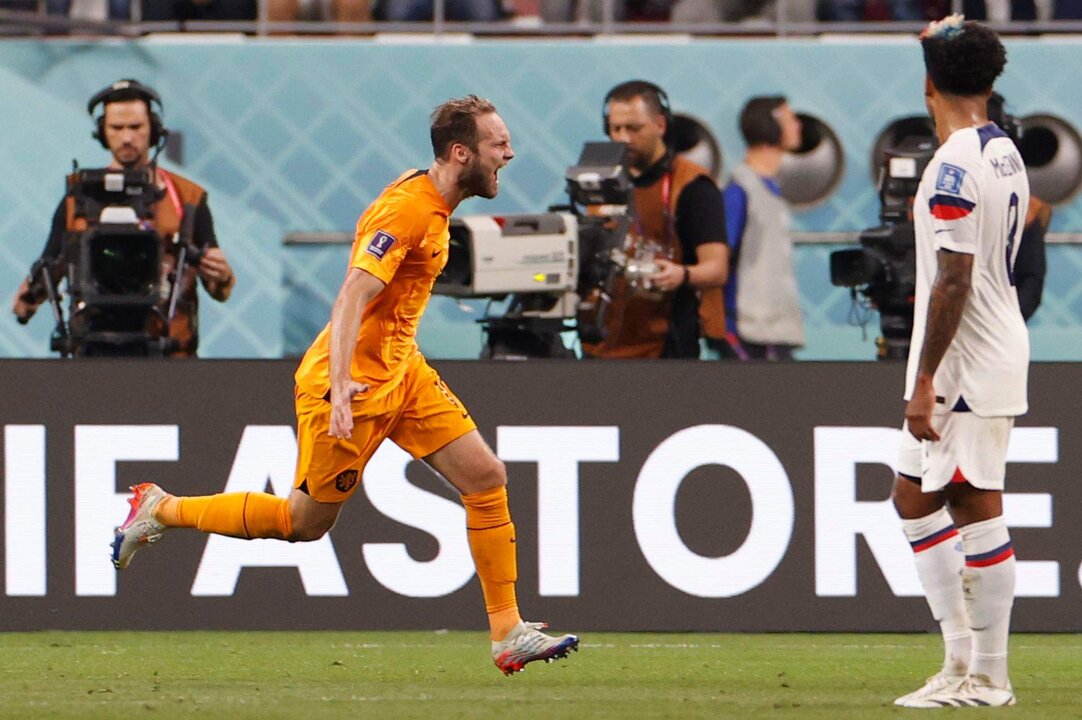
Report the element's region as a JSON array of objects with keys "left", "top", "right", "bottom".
[{"left": 294, "top": 170, "right": 452, "bottom": 403}]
